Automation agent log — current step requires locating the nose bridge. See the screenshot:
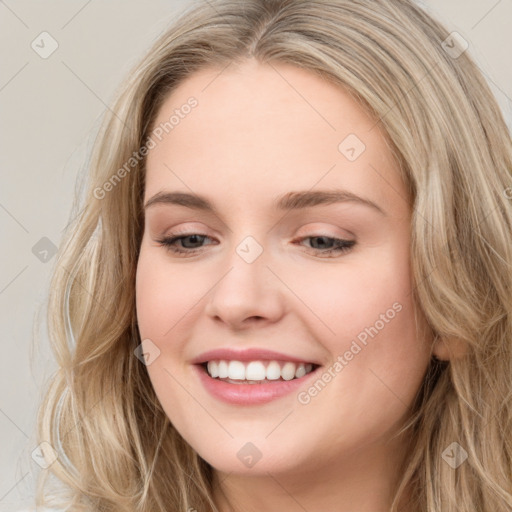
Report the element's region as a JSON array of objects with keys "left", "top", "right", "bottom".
[
  {"left": 216, "top": 232, "right": 271, "bottom": 300},
  {"left": 204, "top": 231, "right": 286, "bottom": 326}
]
